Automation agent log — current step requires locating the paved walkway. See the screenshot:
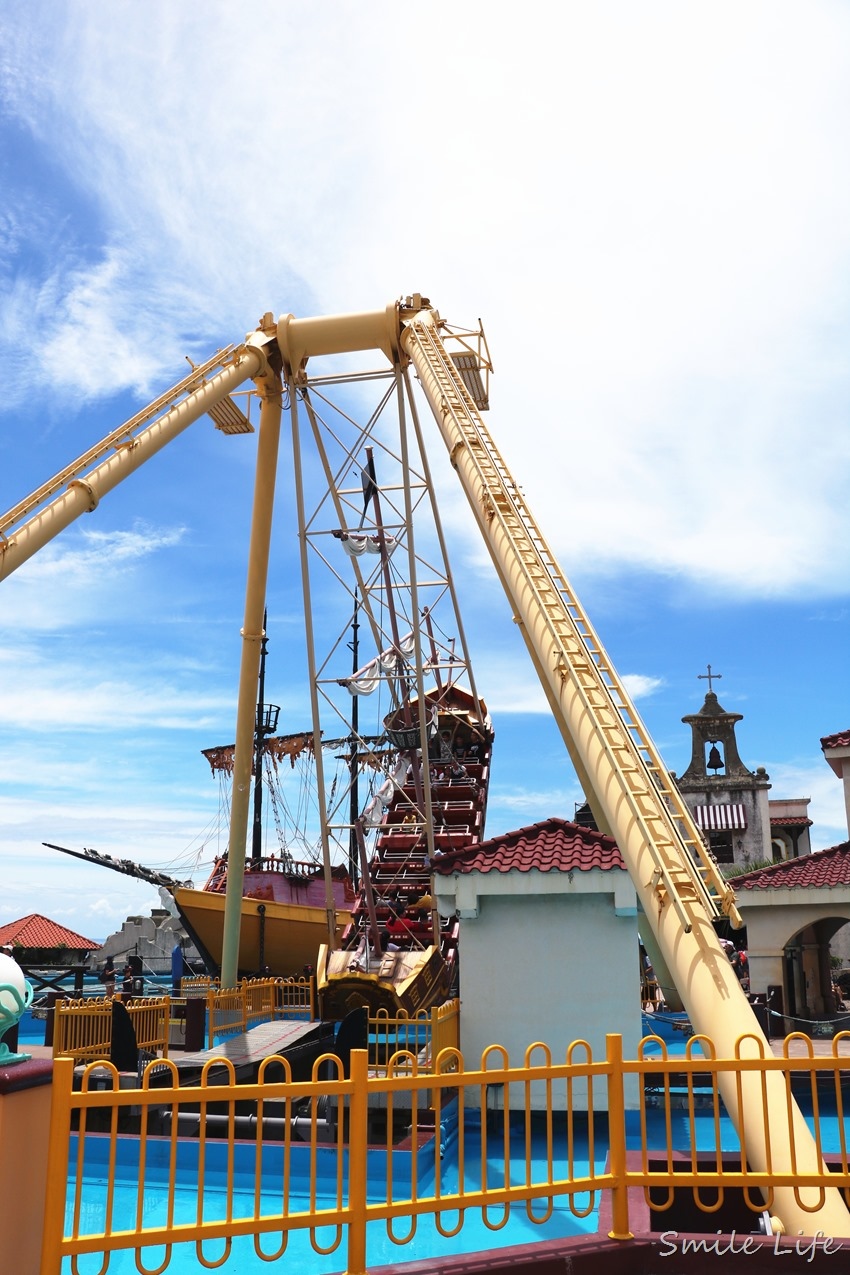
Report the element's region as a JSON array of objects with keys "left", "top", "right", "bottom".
[
  {"left": 23, "top": 1019, "right": 327, "bottom": 1068},
  {"left": 771, "top": 1033, "right": 850, "bottom": 1060},
  {"left": 169, "top": 1019, "right": 327, "bottom": 1075}
]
